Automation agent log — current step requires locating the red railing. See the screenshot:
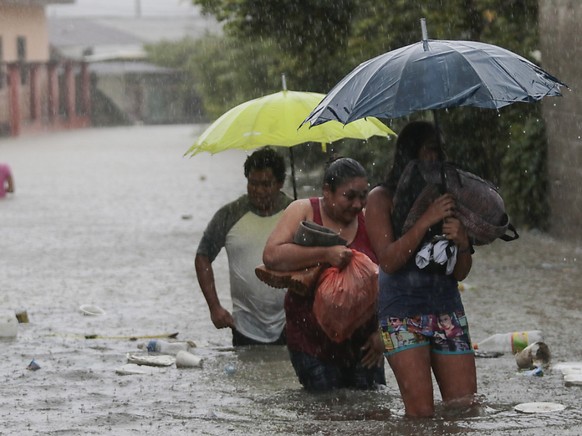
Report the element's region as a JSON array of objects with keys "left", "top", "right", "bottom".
[{"left": 0, "top": 60, "right": 91, "bottom": 137}]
